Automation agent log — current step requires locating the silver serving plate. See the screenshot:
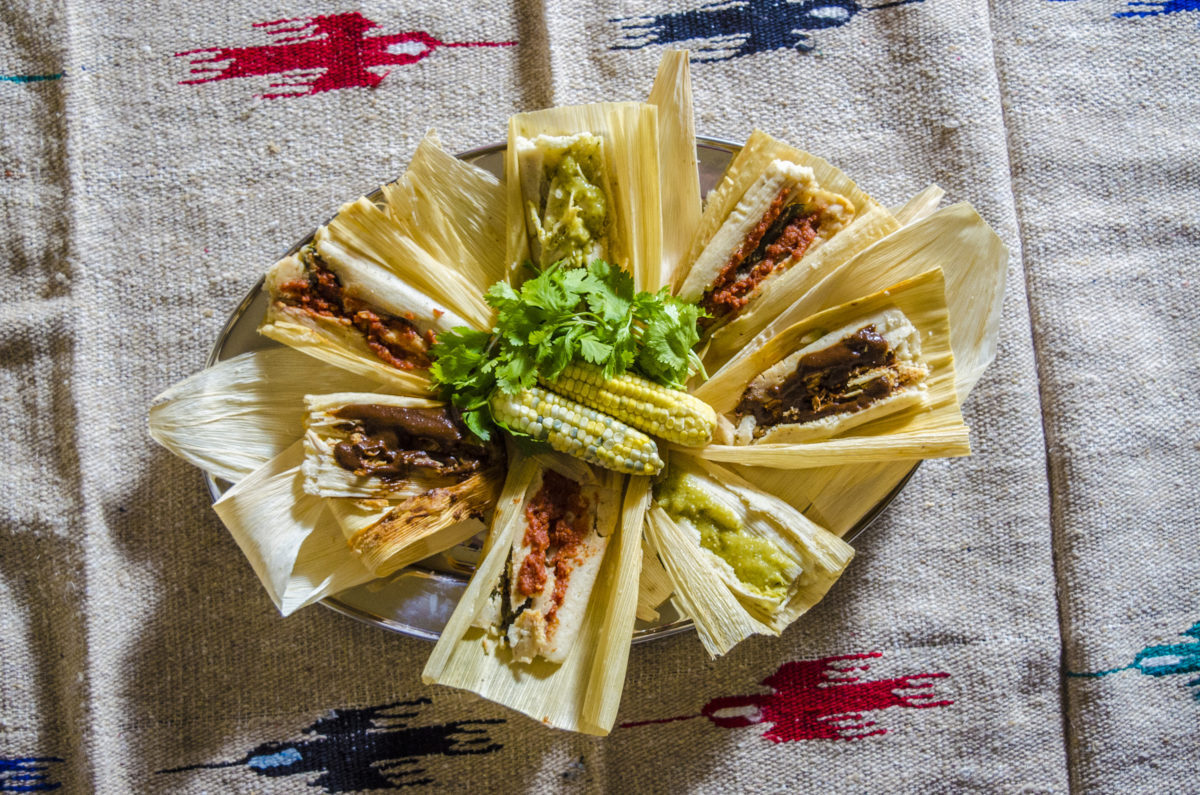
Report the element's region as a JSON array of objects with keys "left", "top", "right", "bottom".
[{"left": 205, "top": 137, "right": 916, "bottom": 643}]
